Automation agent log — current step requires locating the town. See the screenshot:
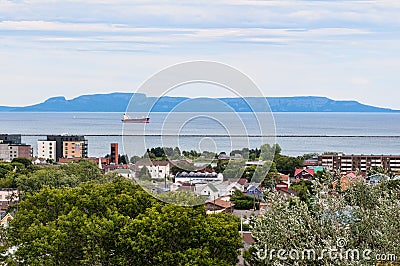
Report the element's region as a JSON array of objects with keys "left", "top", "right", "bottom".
[
  {"left": 0, "top": 134, "right": 400, "bottom": 265},
  {"left": 2, "top": 133, "right": 400, "bottom": 215}
]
